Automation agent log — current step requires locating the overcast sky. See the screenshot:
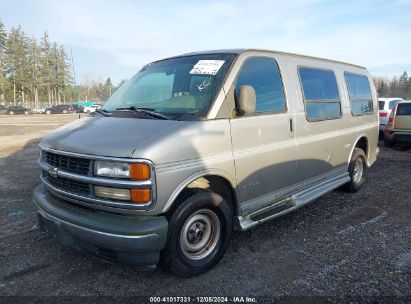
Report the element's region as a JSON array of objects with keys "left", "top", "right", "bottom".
[{"left": 1, "top": 0, "right": 410, "bottom": 84}]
